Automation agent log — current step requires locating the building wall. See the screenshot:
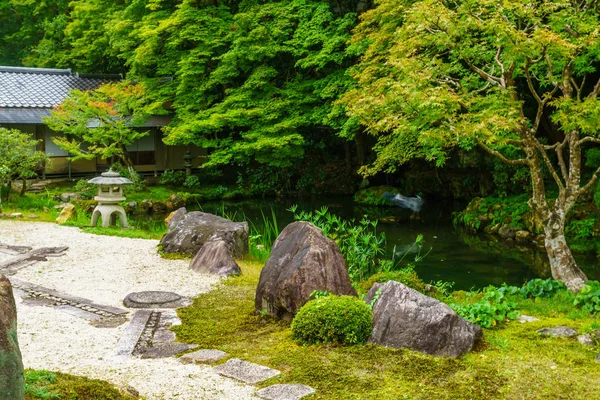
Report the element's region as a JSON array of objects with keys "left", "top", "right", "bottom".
[{"left": 0, "top": 123, "right": 206, "bottom": 176}]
